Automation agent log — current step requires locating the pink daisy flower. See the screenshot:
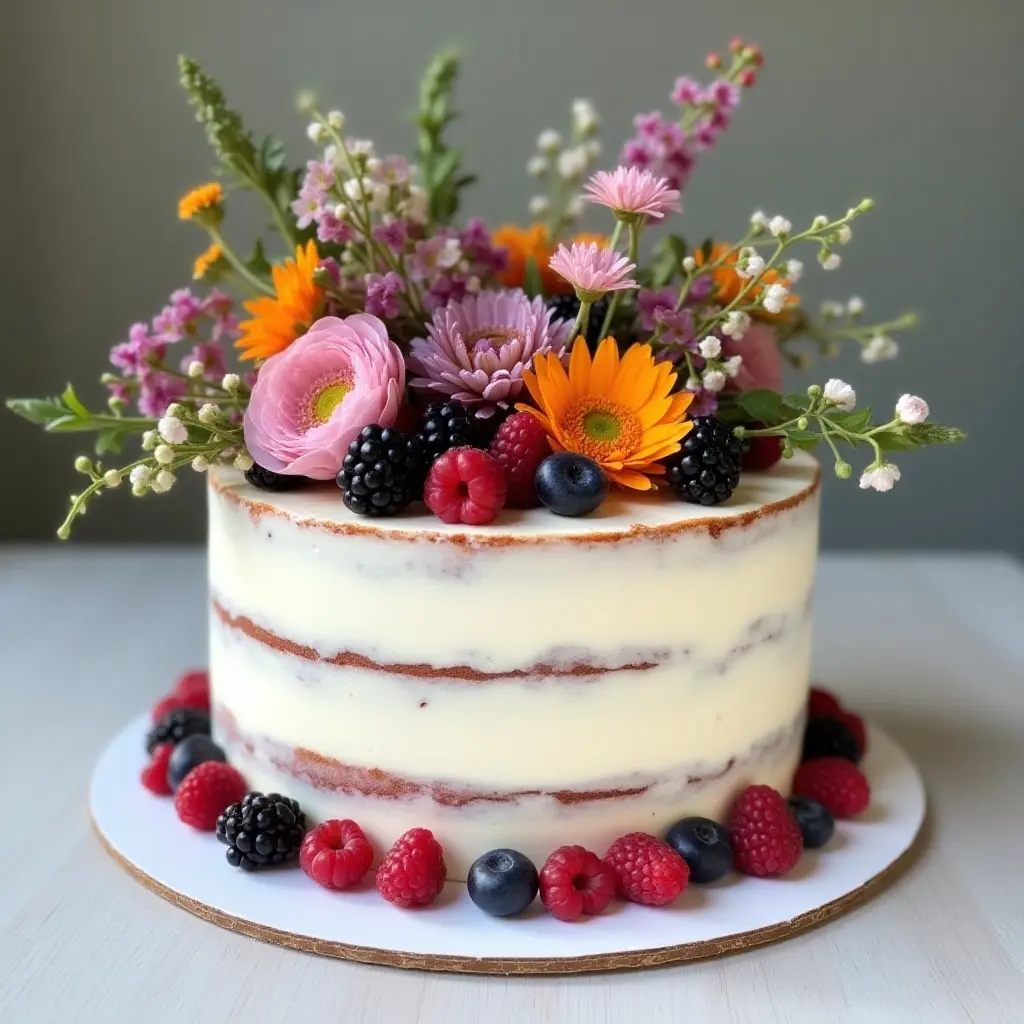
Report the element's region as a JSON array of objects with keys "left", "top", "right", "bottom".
[
  {"left": 548, "top": 242, "right": 638, "bottom": 302},
  {"left": 409, "top": 289, "right": 572, "bottom": 417},
  {"left": 583, "top": 167, "right": 682, "bottom": 221}
]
